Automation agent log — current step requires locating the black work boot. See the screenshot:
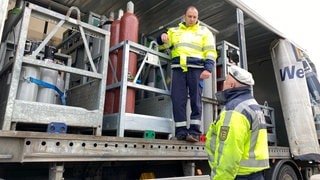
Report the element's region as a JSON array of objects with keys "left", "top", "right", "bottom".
[
  {"left": 186, "top": 134, "right": 199, "bottom": 142},
  {"left": 172, "top": 134, "right": 186, "bottom": 140}
]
